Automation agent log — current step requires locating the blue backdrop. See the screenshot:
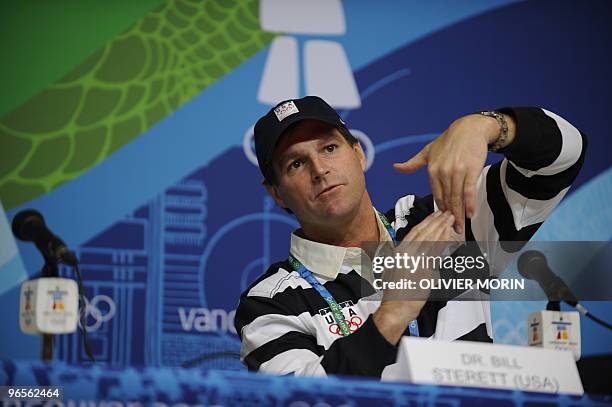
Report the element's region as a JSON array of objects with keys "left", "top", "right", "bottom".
[{"left": 0, "top": 0, "right": 610, "bottom": 369}]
